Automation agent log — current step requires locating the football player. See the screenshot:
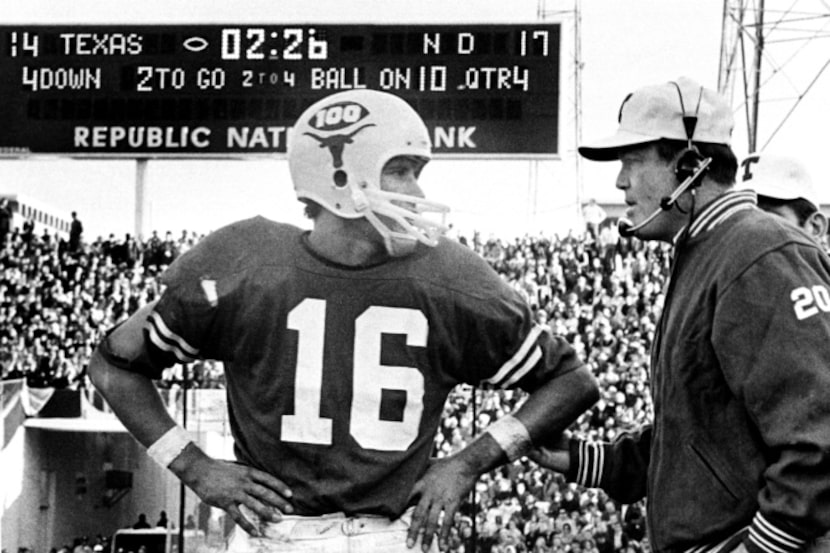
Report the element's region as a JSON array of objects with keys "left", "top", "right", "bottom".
[{"left": 89, "top": 89, "right": 599, "bottom": 553}]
